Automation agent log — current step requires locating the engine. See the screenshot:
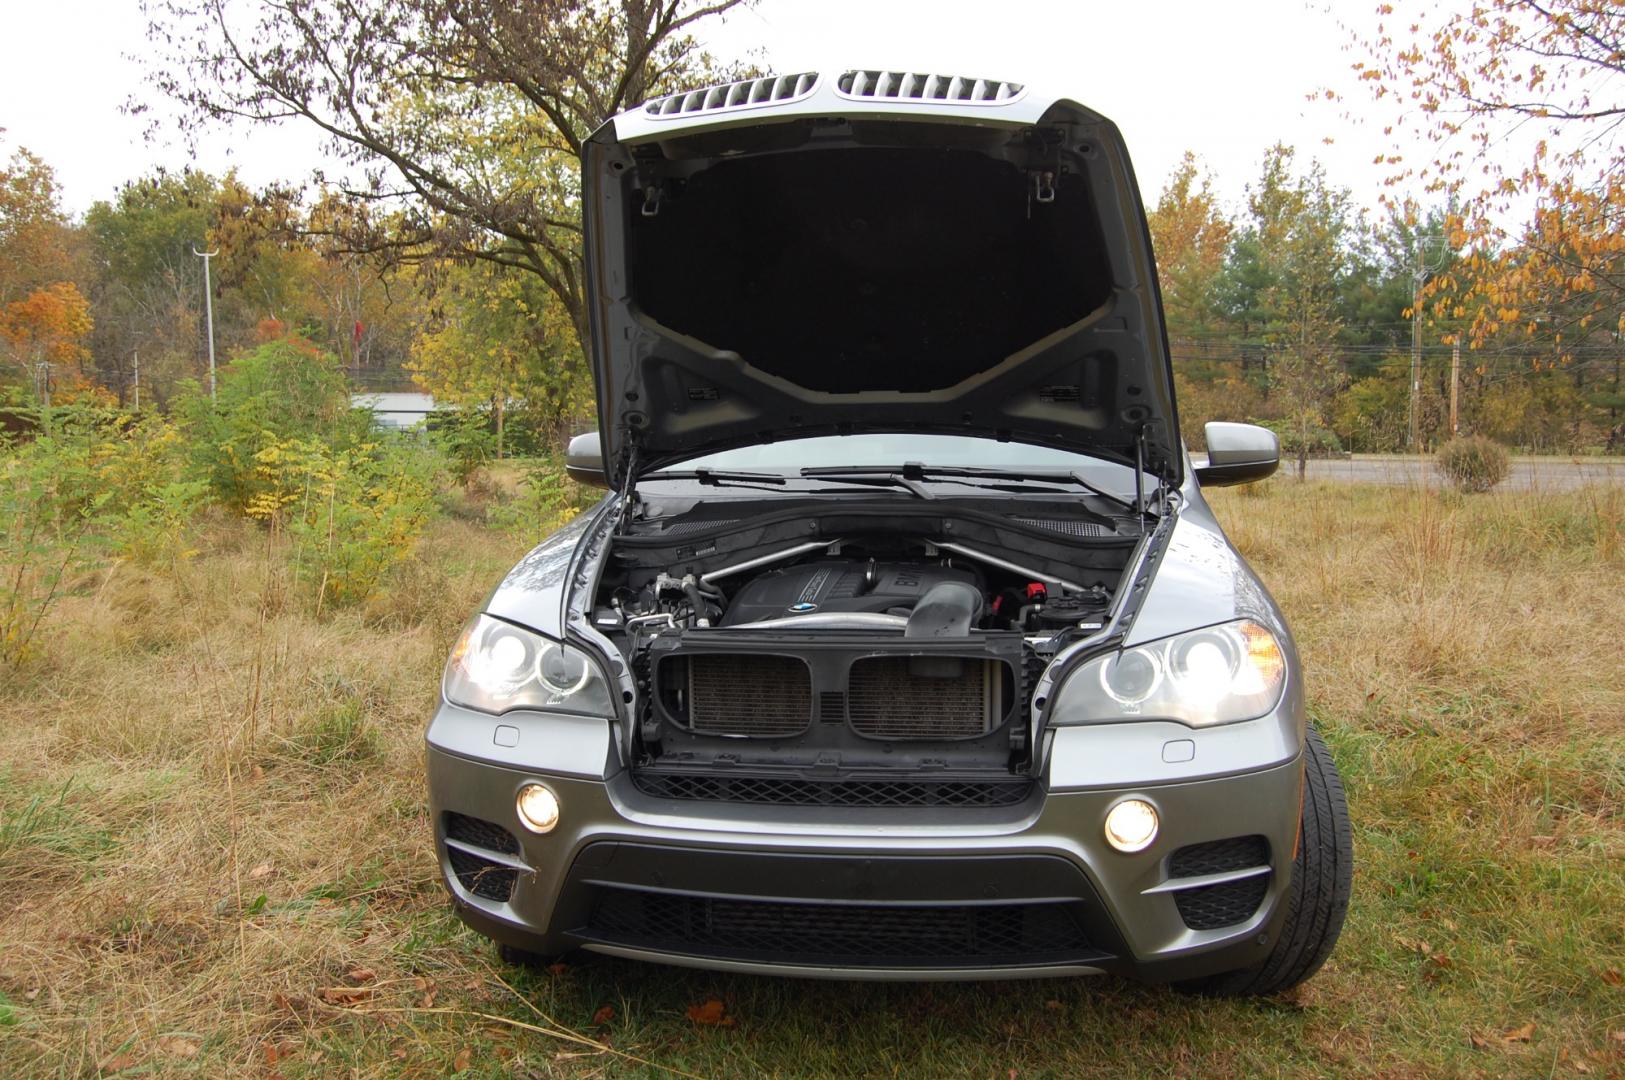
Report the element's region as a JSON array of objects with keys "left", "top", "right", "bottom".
[
  {"left": 604, "top": 553, "right": 1109, "bottom": 636},
  {"left": 718, "top": 559, "right": 978, "bottom": 625}
]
